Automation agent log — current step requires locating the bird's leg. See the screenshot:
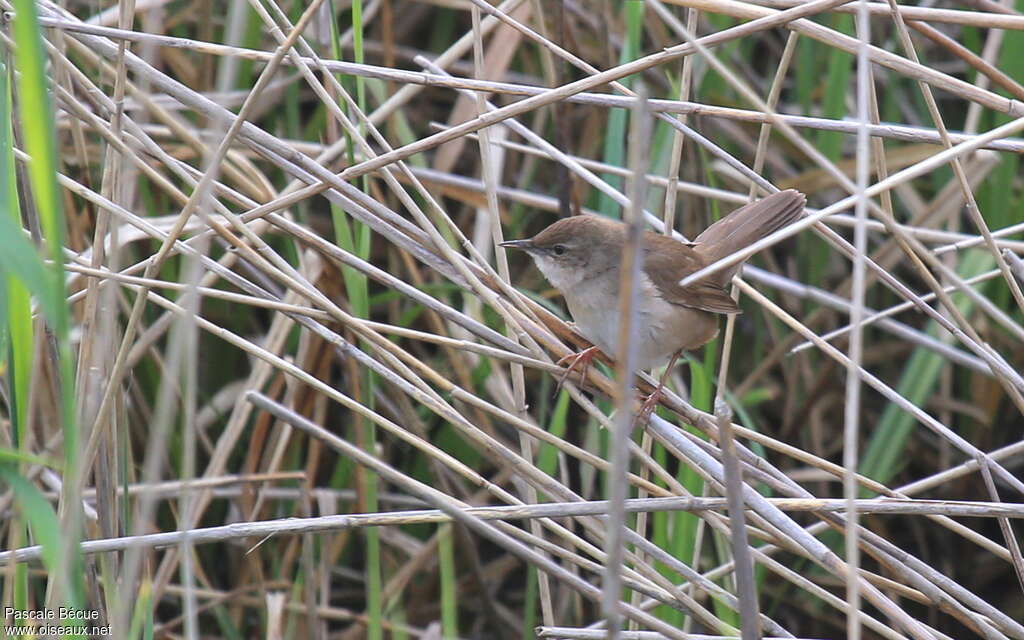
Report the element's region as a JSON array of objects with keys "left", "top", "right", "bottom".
[
  {"left": 636, "top": 350, "right": 683, "bottom": 424},
  {"left": 555, "top": 345, "right": 602, "bottom": 391}
]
